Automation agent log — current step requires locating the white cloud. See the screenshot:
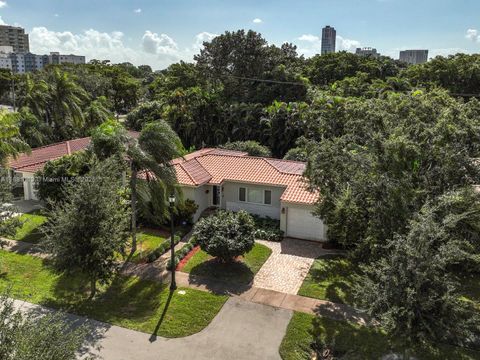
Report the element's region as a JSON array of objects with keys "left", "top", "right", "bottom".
[
  {"left": 54, "top": 13, "right": 59, "bottom": 17},
  {"left": 28, "top": 26, "right": 219, "bottom": 70},
  {"left": 134, "top": 8, "right": 142, "bottom": 14},
  {"left": 0, "top": 1, "right": 7, "bottom": 9},
  {"left": 336, "top": 35, "right": 361, "bottom": 52},
  {"left": 0, "top": 16, "right": 5, "bottom": 25},
  {"left": 298, "top": 34, "right": 319, "bottom": 42},
  {"left": 253, "top": 18, "right": 263, "bottom": 24},
  {"left": 466, "top": 29, "right": 479, "bottom": 42},
  {"left": 296, "top": 33, "right": 361, "bottom": 57},
  {"left": 192, "top": 31, "right": 217, "bottom": 50},
  {"left": 141, "top": 31, "right": 179, "bottom": 61}
]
